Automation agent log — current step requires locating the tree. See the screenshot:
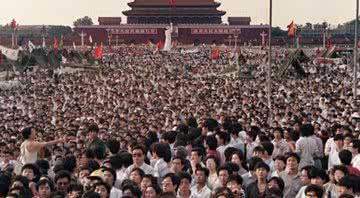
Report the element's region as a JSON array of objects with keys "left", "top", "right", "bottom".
[
  {"left": 73, "top": 16, "right": 93, "bottom": 27},
  {"left": 272, "top": 27, "right": 287, "bottom": 36}
]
